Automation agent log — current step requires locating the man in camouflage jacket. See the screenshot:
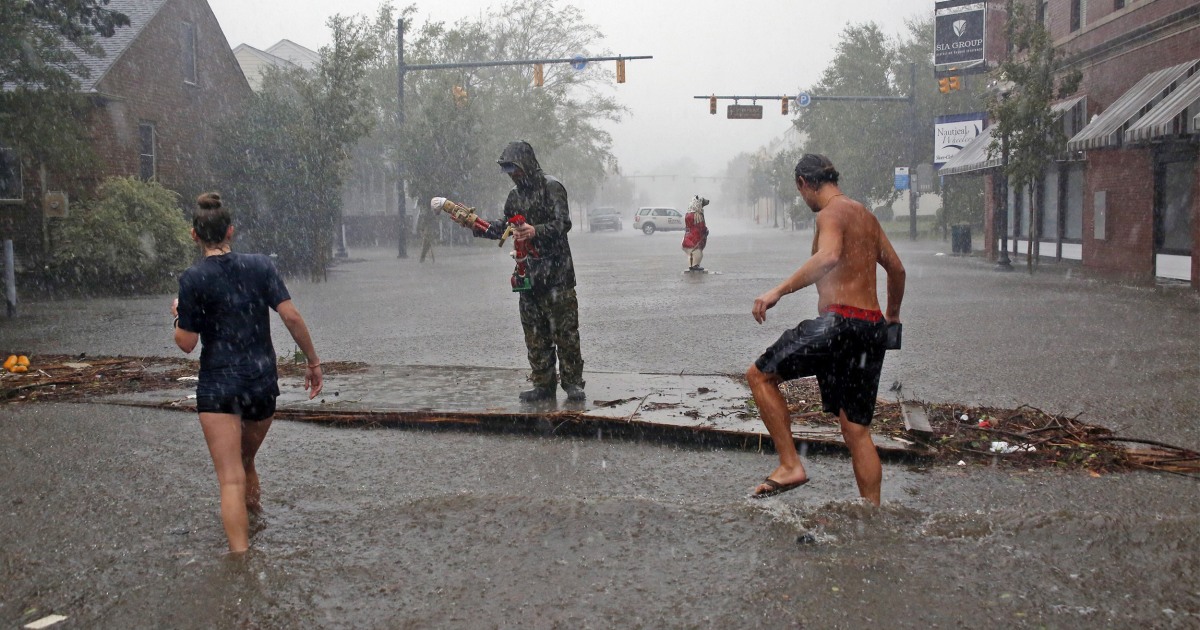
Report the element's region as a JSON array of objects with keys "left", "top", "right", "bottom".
[{"left": 475, "top": 141, "right": 585, "bottom": 403}]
